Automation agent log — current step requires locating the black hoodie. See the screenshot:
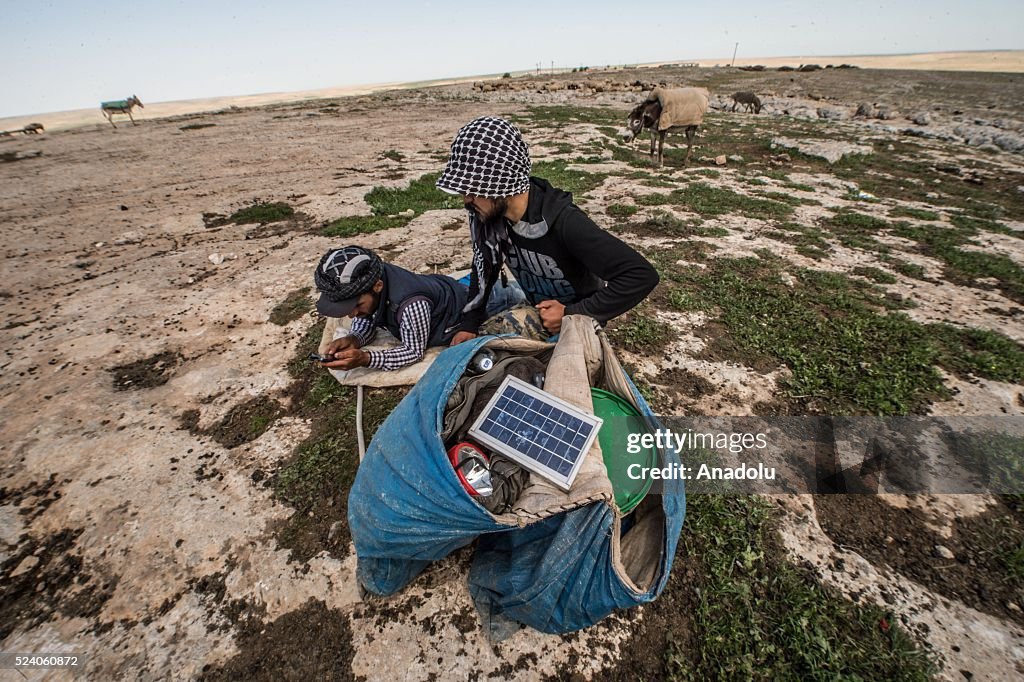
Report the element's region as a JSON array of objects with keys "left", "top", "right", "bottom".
[{"left": 460, "top": 177, "right": 659, "bottom": 332}]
